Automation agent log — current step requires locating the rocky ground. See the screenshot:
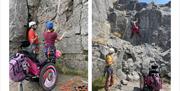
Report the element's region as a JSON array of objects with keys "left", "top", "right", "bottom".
[
  {"left": 93, "top": 74, "right": 170, "bottom": 91},
  {"left": 97, "top": 81, "right": 170, "bottom": 91},
  {"left": 10, "top": 74, "right": 87, "bottom": 91}
]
